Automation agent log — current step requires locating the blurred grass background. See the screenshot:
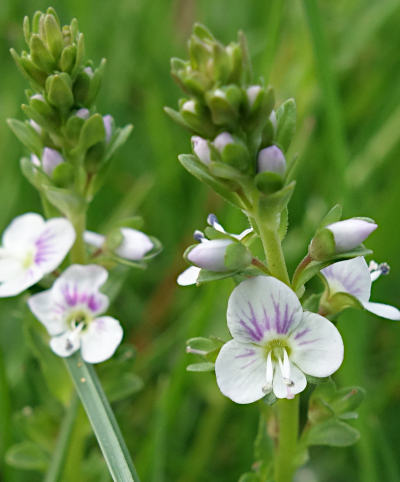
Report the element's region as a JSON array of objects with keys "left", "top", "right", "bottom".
[{"left": 1, "top": 0, "right": 400, "bottom": 480}]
